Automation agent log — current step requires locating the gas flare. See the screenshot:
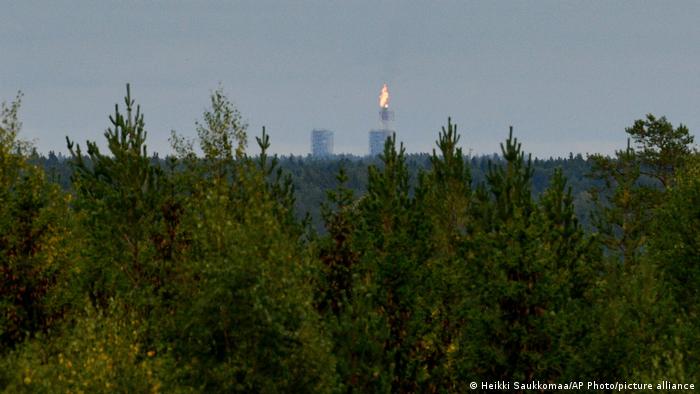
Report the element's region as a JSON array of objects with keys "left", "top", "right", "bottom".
[{"left": 379, "top": 83, "right": 390, "bottom": 108}]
